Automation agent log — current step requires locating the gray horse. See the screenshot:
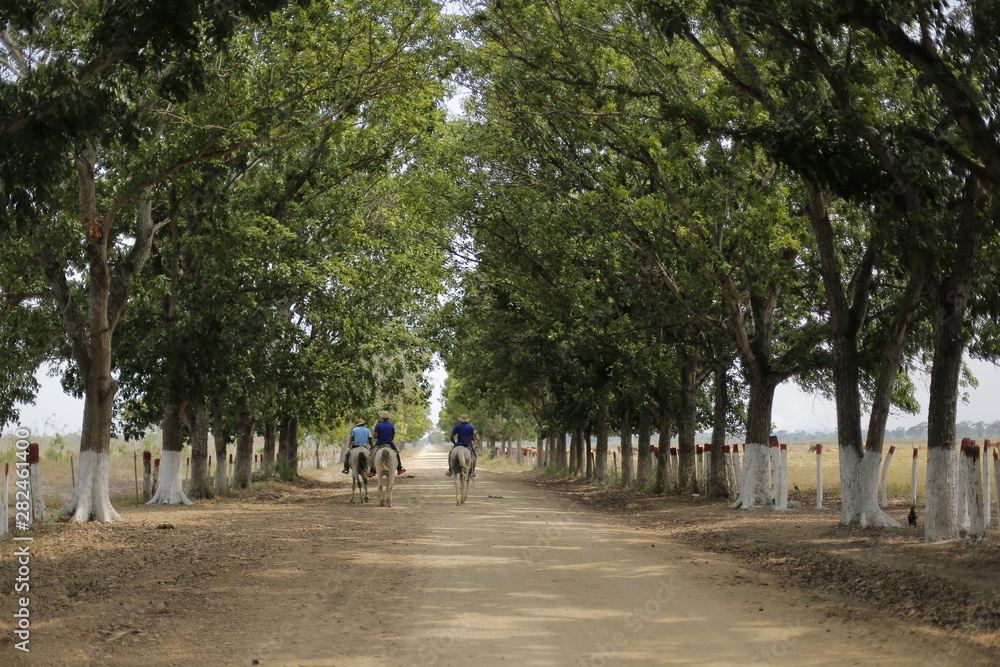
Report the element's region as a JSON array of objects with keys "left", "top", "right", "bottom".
[
  {"left": 449, "top": 445, "right": 474, "bottom": 505},
  {"left": 372, "top": 445, "right": 398, "bottom": 507},
  {"left": 348, "top": 447, "right": 370, "bottom": 503}
]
